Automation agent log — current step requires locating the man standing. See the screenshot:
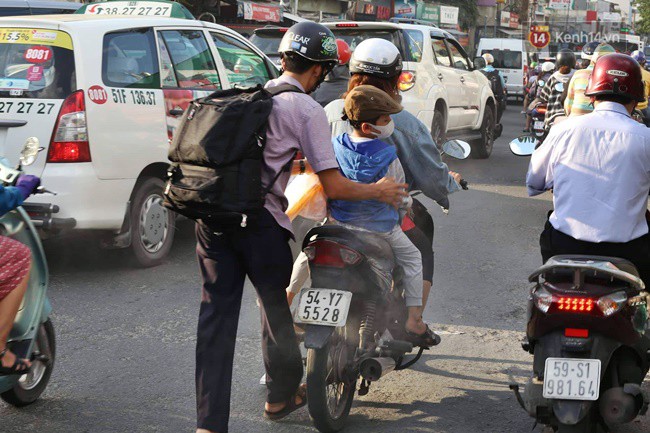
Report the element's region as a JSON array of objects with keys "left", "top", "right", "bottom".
[
  {"left": 527, "top": 53, "right": 650, "bottom": 283},
  {"left": 194, "top": 22, "right": 408, "bottom": 433}
]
